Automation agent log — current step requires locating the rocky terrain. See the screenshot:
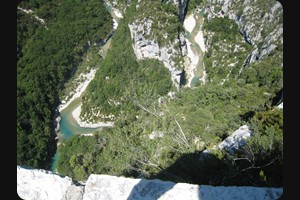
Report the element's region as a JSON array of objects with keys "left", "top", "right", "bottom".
[
  {"left": 127, "top": 0, "right": 282, "bottom": 86},
  {"left": 128, "top": 0, "right": 189, "bottom": 87},
  {"left": 17, "top": 165, "right": 283, "bottom": 200},
  {"left": 204, "top": 0, "right": 282, "bottom": 63}
]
